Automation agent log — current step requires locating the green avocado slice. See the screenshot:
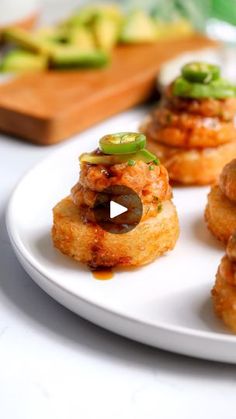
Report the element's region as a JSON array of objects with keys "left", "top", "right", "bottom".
[
  {"left": 0, "top": 50, "right": 48, "bottom": 73},
  {"left": 50, "top": 46, "right": 109, "bottom": 68},
  {"left": 173, "top": 76, "right": 236, "bottom": 99},
  {"left": 3, "top": 28, "right": 52, "bottom": 55},
  {"left": 119, "top": 11, "right": 157, "bottom": 43},
  {"left": 80, "top": 149, "right": 159, "bottom": 165}
]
